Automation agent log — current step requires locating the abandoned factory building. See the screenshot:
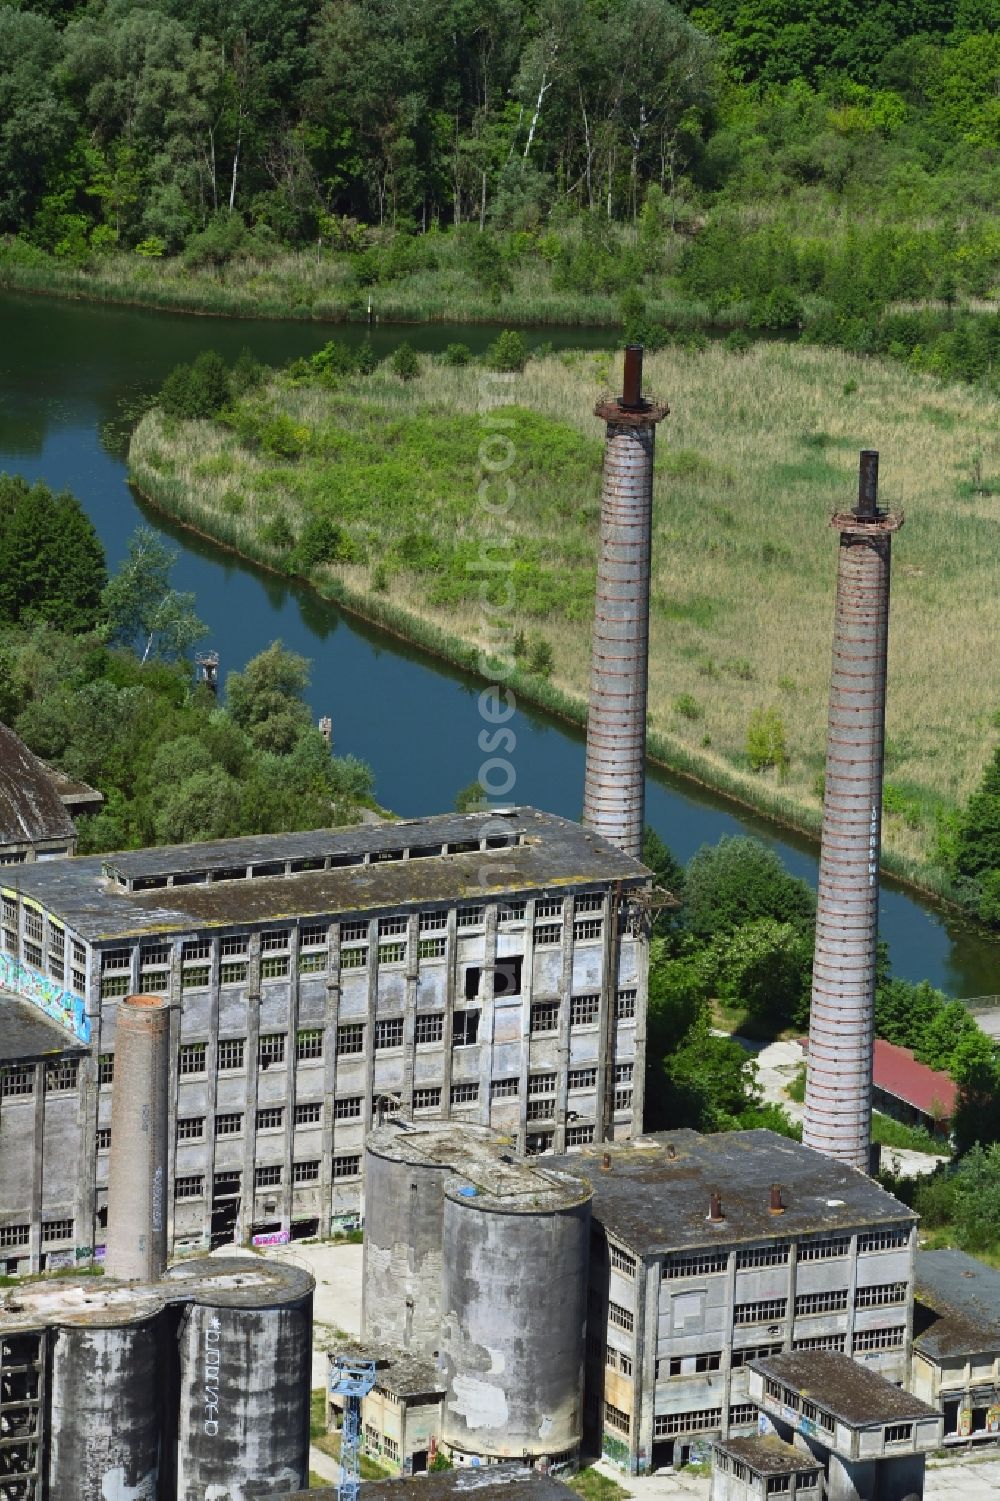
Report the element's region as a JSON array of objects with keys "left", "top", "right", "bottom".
[
  {"left": 0, "top": 808, "right": 652, "bottom": 1270},
  {"left": 548, "top": 1131, "right": 917, "bottom": 1472}
]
